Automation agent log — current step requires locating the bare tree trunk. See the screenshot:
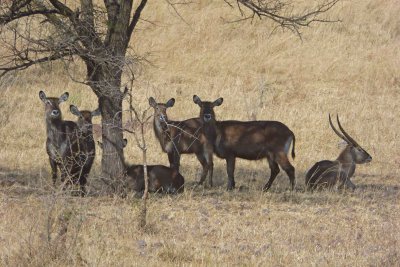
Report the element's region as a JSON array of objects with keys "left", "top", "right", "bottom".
[{"left": 99, "top": 91, "right": 125, "bottom": 186}]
